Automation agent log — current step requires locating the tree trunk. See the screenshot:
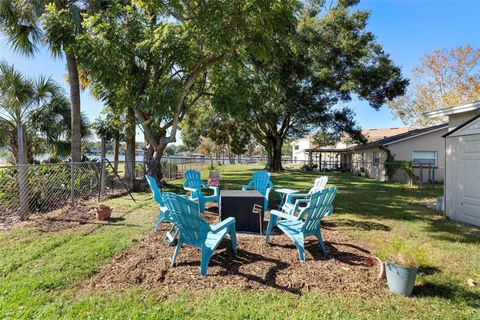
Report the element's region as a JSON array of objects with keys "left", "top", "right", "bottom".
[
  {"left": 265, "top": 137, "right": 284, "bottom": 171},
  {"left": 144, "top": 143, "right": 166, "bottom": 184},
  {"left": 65, "top": 52, "right": 82, "bottom": 163},
  {"left": 17, "top": 123, "right": 29, "bottom": 220},
  {"left": 100, "top": 136, "right": 106, "bottom": 196},
  {"left": 228, "top": 149, "right": 235, "bottom": 164},
  {"left": 113, "top": 134, "right": 120, "bottom": 172},
  {"left": 124, "top": 106, "right": 136, "bottom": 185}
]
